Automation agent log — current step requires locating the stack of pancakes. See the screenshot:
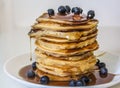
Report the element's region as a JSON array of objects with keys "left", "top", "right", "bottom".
[{"left": 28, "top": 13, "right": 99, "bottom": 81}]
